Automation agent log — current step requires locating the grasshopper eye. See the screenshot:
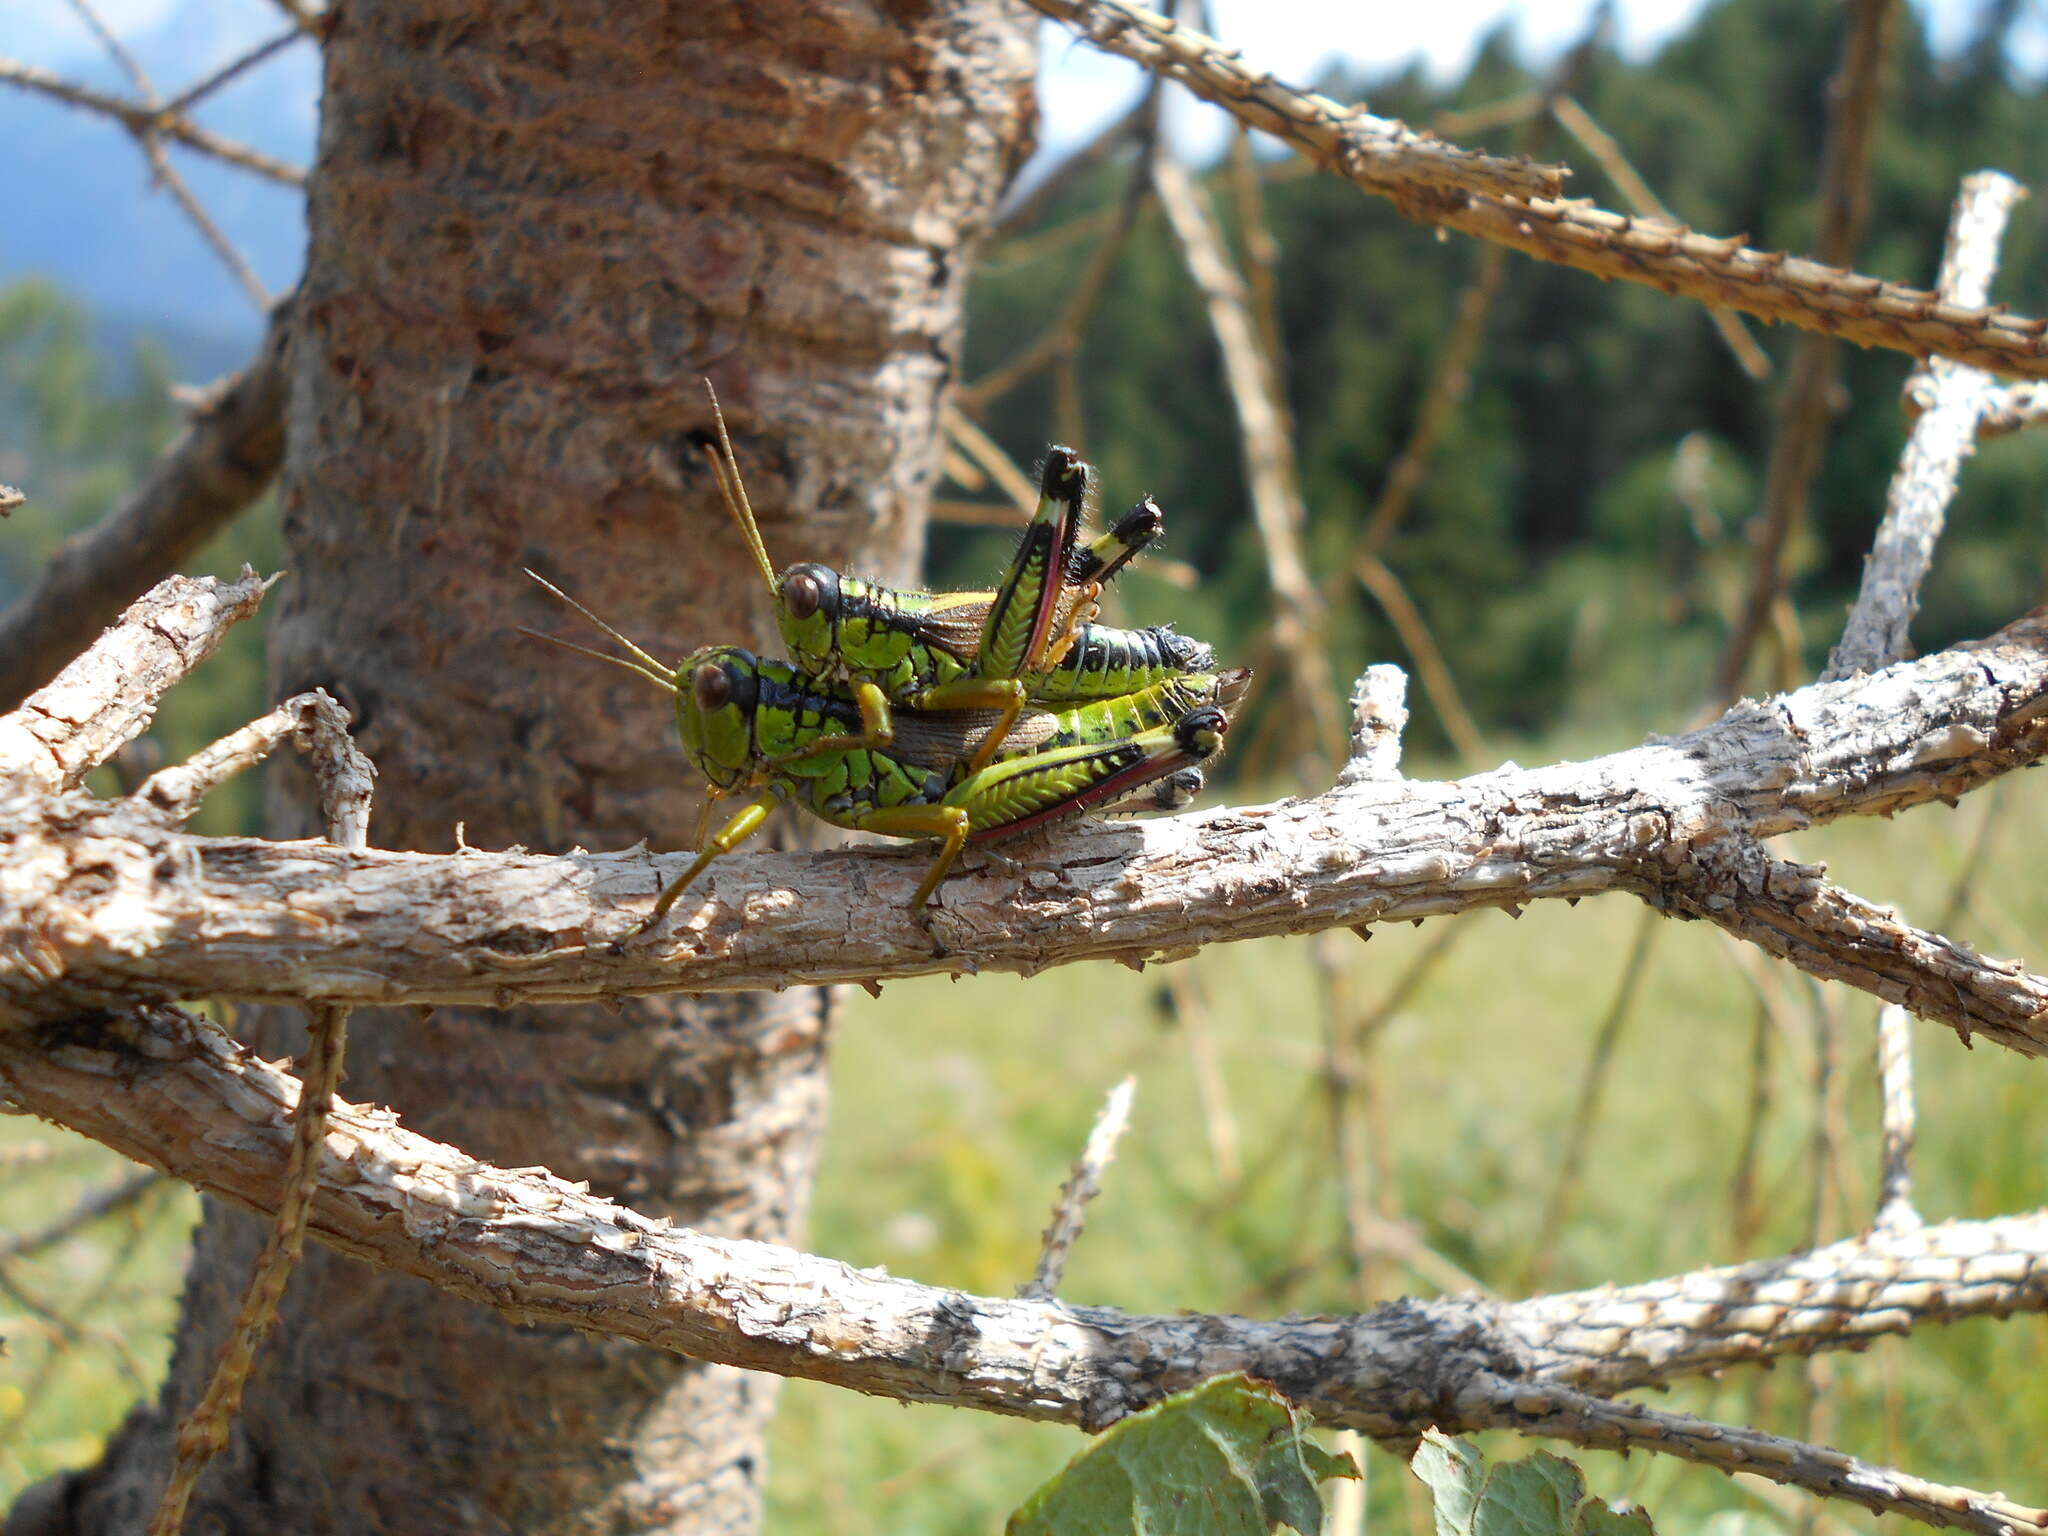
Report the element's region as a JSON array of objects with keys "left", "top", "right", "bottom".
[
  {"left": 693, "top": 663, "right": 731, "bottom": 711},
  {"left": 785, "top": 572, "right": 821, "bottom": 621}
]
